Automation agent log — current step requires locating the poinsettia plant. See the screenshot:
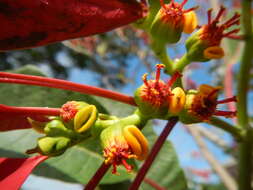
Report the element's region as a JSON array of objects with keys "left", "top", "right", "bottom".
[{"left": 0, "top": 0, "right": 252, "bottom": 190}]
